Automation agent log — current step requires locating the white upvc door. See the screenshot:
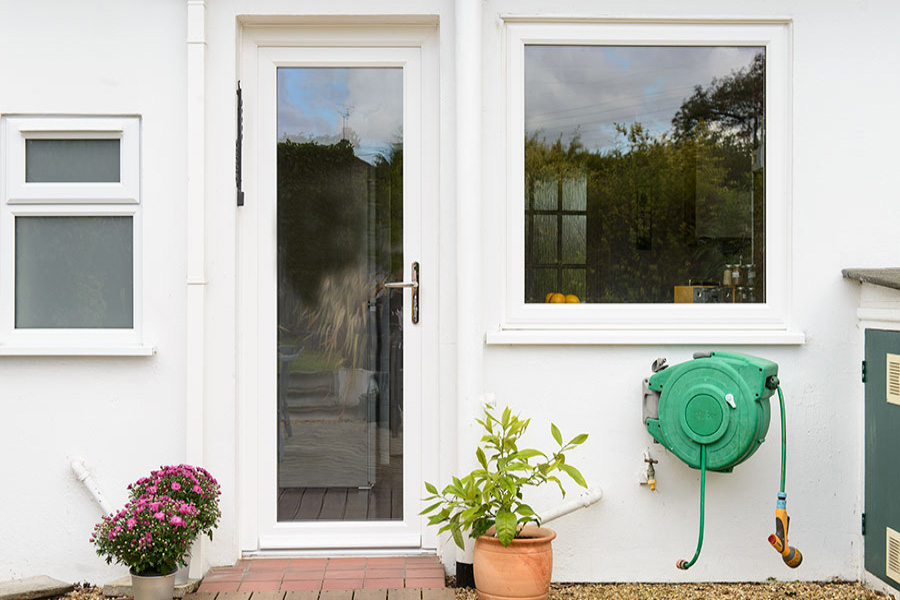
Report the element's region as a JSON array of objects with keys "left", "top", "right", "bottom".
[{"left": 238, "top": 32, "right": 439, "bottom": 551}]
